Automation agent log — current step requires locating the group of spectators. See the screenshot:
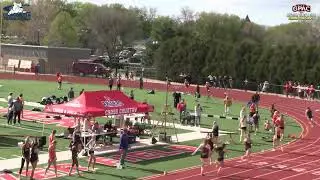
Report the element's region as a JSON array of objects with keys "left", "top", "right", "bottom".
[
  {"left": 206, "top": 75, "right": 234, "bottom": 89},
  {"left": 283, "top": 81, "right": 317, "bottom": 100}
]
